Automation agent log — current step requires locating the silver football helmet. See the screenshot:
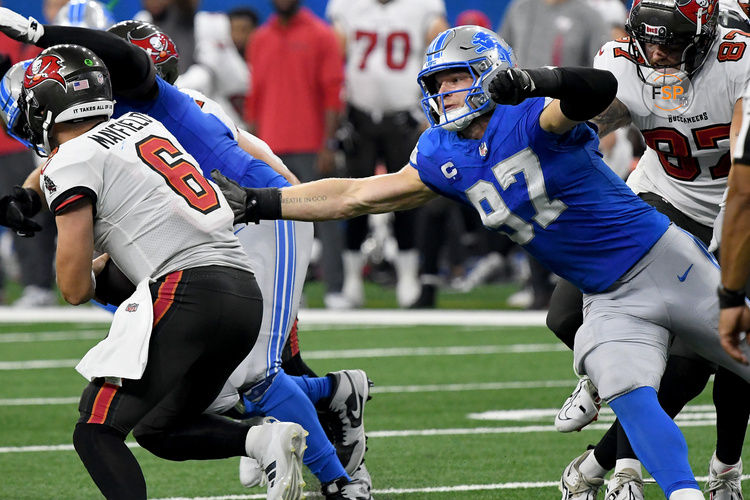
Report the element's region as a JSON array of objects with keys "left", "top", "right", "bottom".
[
  {"left": 418, "top": 26, "right": 517, "bottom": 131},
  {"left": 0, "top": 59, "right": 35, "bottom": 151}
]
